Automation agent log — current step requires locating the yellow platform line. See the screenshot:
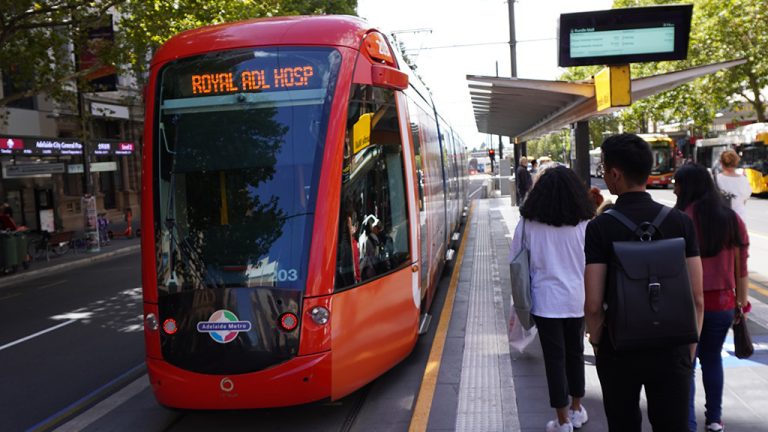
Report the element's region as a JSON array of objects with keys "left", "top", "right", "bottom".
[
  {"left": 750, "top": 282, "right": 768, "bottom": 297},
  {"left": 409, "top": 202, "right": 473, "bottom": 432}
]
